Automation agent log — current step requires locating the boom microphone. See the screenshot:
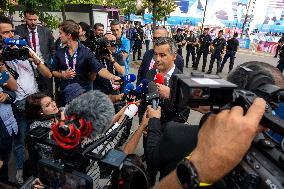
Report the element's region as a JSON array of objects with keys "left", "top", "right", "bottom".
[
  {"left": 3, "top": 38, "right": 28, "bottom": 46},
  {"left": 65, "top": 90, "right": 115, "bottom": 137}
]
